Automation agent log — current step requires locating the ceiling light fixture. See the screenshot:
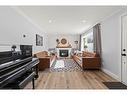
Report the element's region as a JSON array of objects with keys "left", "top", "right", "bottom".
[
  {"left": 82, "top": 20, "right": 86, "bottom": 23},
  {"left": 49, "top": 20, "right": 52, "bottom": 23}
]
